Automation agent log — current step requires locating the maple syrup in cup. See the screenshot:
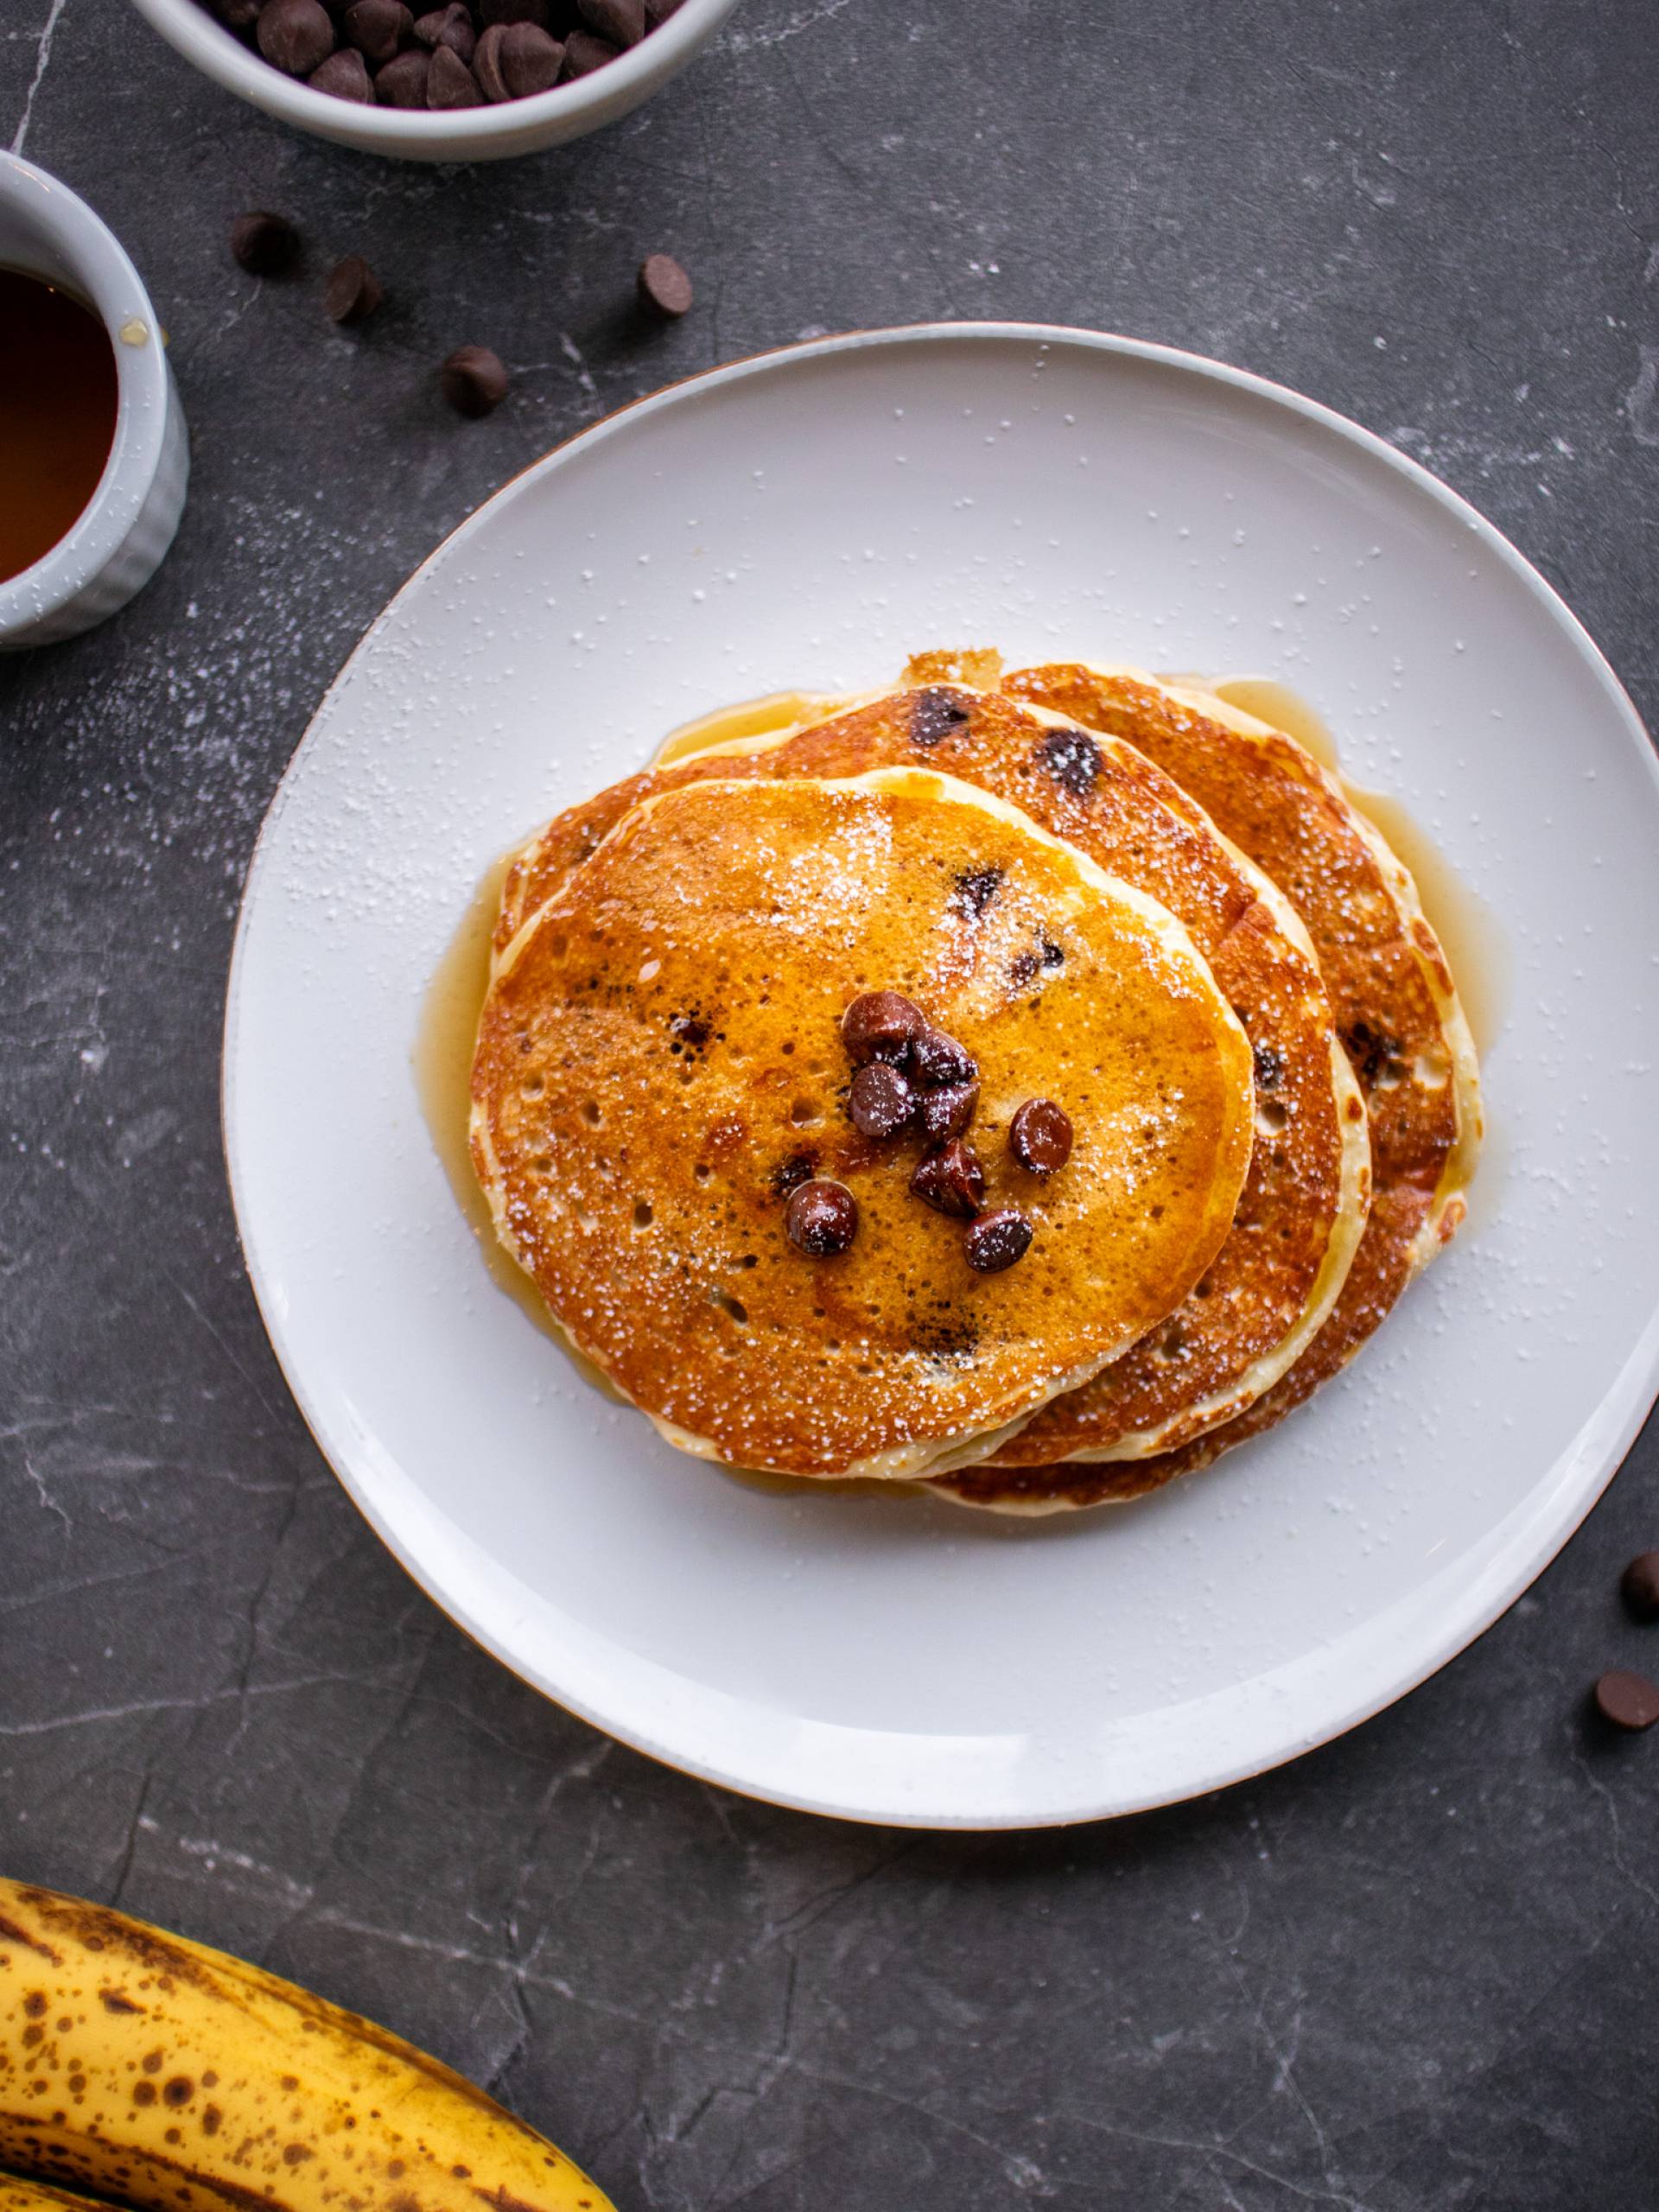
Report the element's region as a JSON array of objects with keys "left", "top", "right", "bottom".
[
  {"left": 0, "top": 270, "right": 119, "bottom": 583},
  {"left": 0, "top": 152, "right": 188, "bottom": 649}
]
